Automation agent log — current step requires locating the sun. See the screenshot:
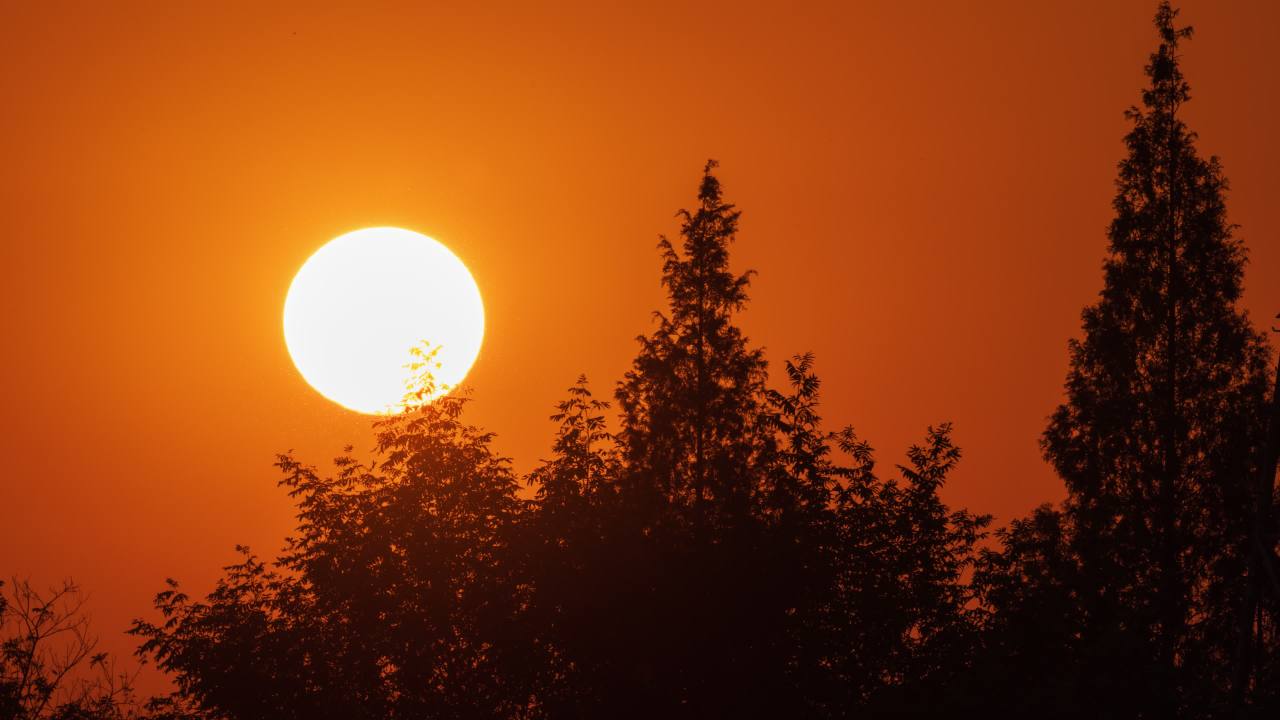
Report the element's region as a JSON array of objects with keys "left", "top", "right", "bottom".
[{"left": 283, "top": 227, "right": 485, "bottom": 414}]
